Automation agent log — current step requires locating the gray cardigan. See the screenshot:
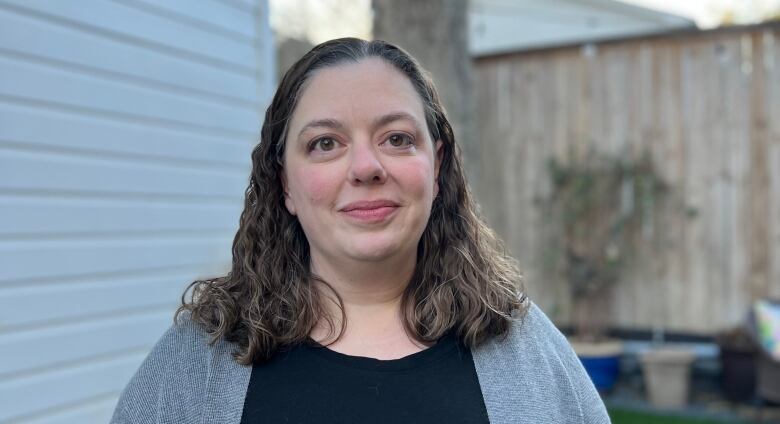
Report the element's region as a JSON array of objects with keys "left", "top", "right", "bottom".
[{"left": 111, "top": 303, "right": 610, "bottom": 423}]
